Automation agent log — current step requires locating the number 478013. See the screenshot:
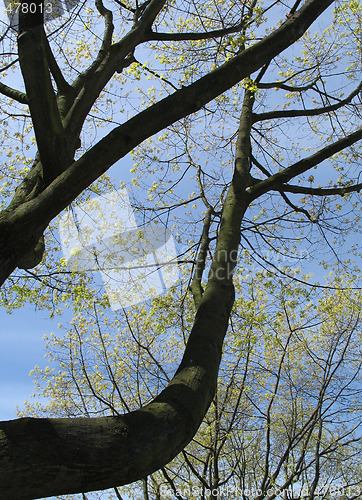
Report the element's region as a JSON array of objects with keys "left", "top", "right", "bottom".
[{"left": 5, "top": 1, "right": 53, "bottom": 14}]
